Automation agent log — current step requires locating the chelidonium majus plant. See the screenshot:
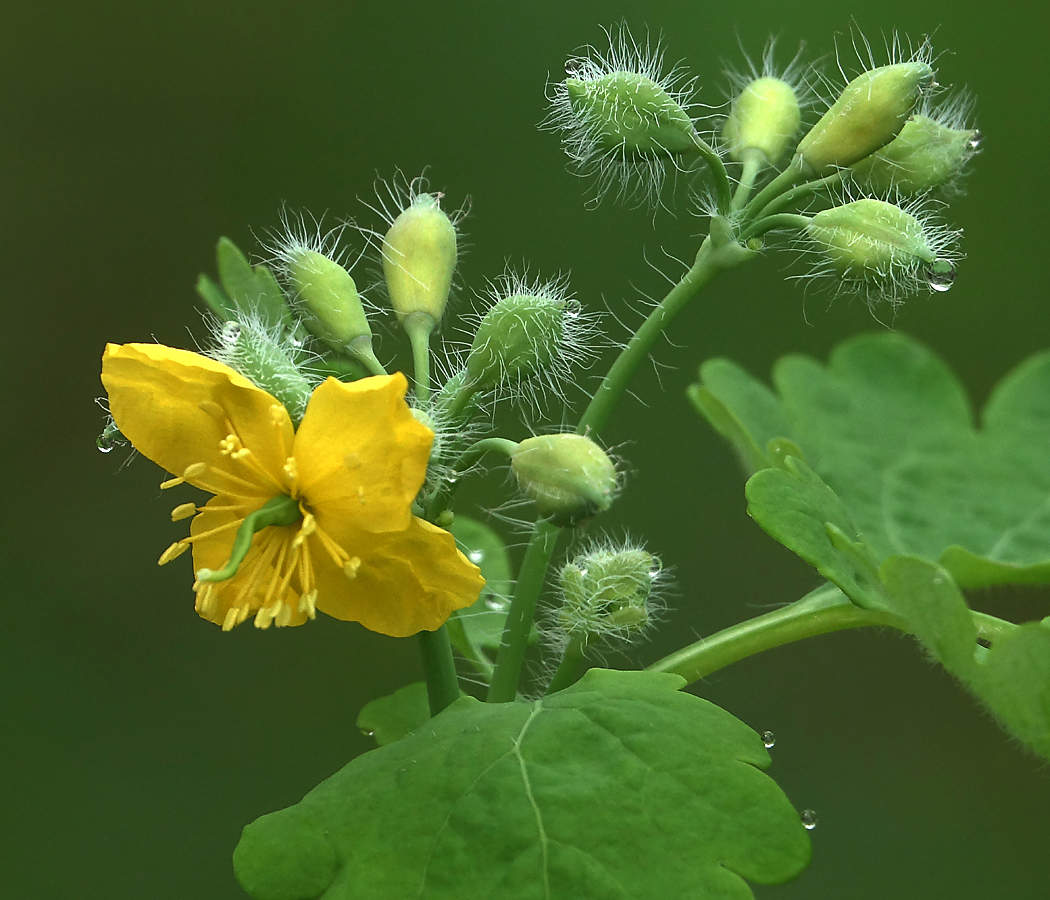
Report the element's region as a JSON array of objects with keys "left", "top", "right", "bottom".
[{"left": 98, "top": 24, "right": 1050, "bottom": 900}]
